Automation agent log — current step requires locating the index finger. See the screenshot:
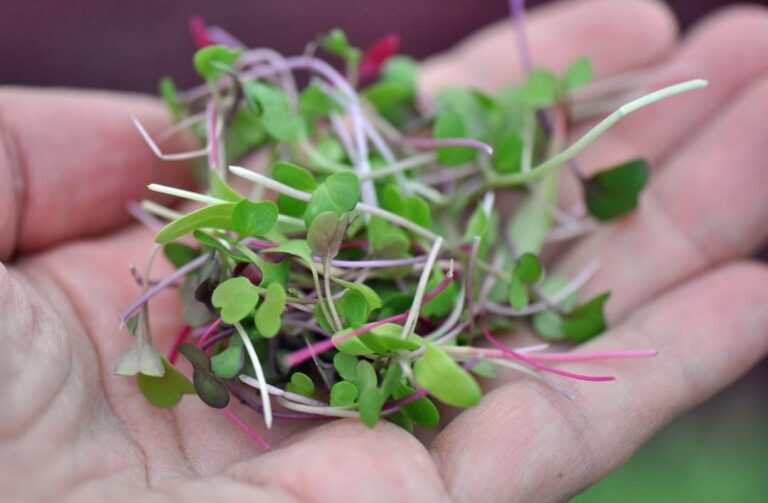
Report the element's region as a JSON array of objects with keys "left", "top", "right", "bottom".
[{"left": 0, "top": 88, "right": 195, "bottom": 260}]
